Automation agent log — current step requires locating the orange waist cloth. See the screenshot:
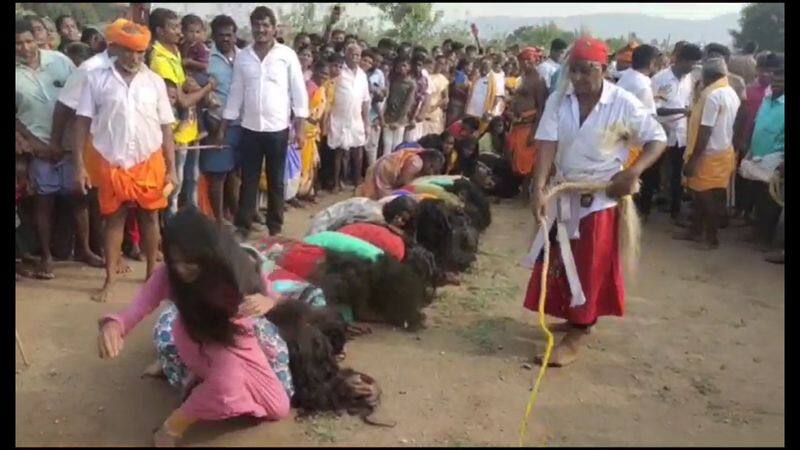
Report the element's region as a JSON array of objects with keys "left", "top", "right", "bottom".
[
  {"left": 506, "top": 121, "right": 537, "bottom": 176},
  {"left": 89, "top": 144, "right": 168, "bottom": 215},
  {"left": 196, "top": 174, "right": 215, "bottom": 218},
  {"left": 684, "top": 150, "right": 736, "bottom": 192}
]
